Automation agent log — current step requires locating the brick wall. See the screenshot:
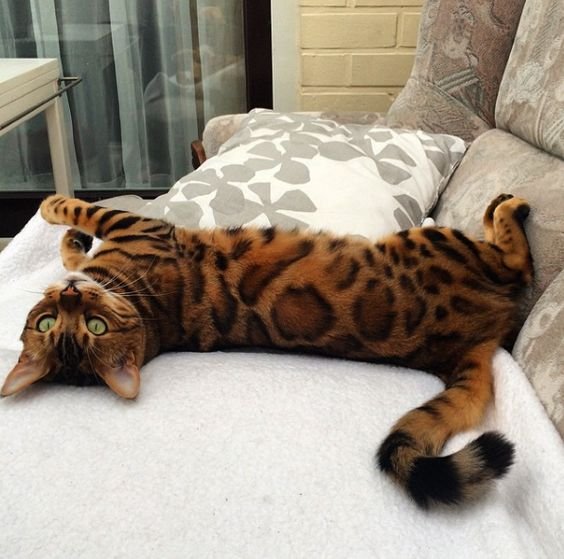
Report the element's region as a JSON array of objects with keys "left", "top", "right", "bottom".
[{"left": 300, "top": 0, "right": 422, "bottom": 112}]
